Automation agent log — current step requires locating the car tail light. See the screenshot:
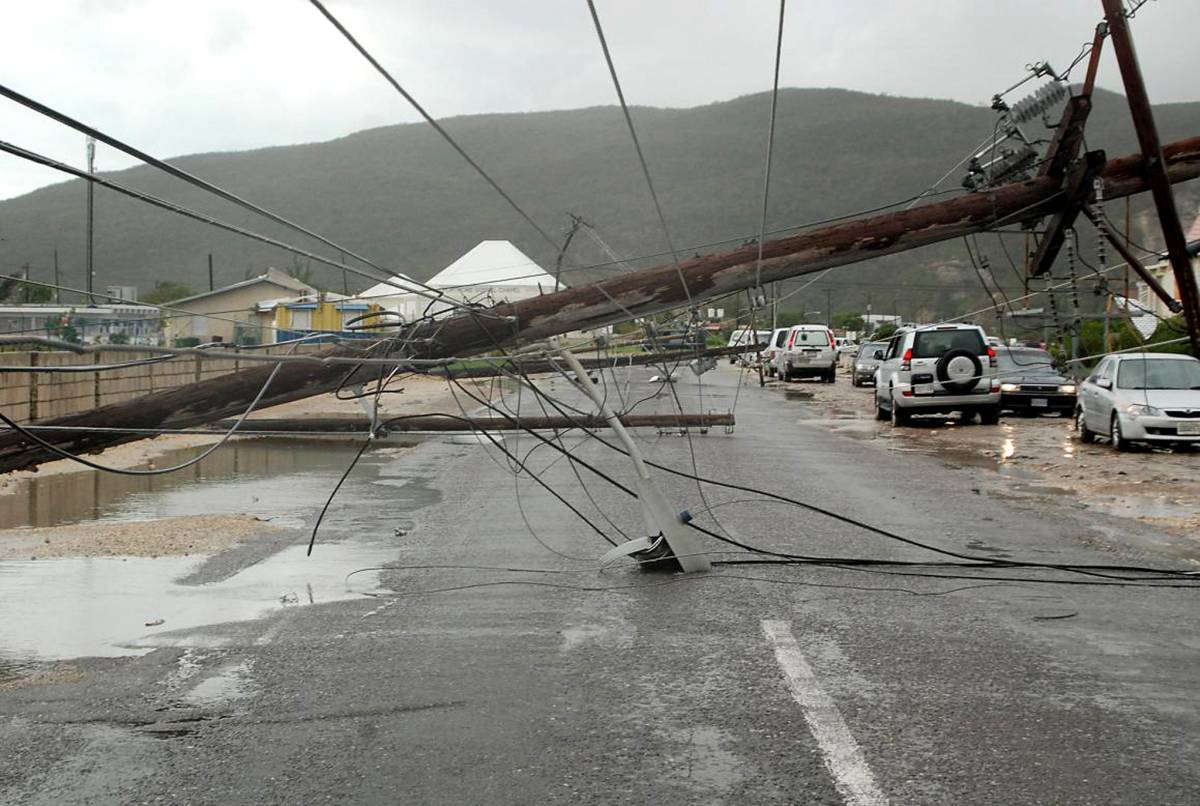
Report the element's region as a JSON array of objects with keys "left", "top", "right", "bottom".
[
  {"left": 901, "top": 348, "right": 912, "bottom": 371},
  {"left": 828, "top": 332, "right": 836, "bottom": 348},
  {"left": 986, "top": 346, "right": 997, "bottom": 368}
]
